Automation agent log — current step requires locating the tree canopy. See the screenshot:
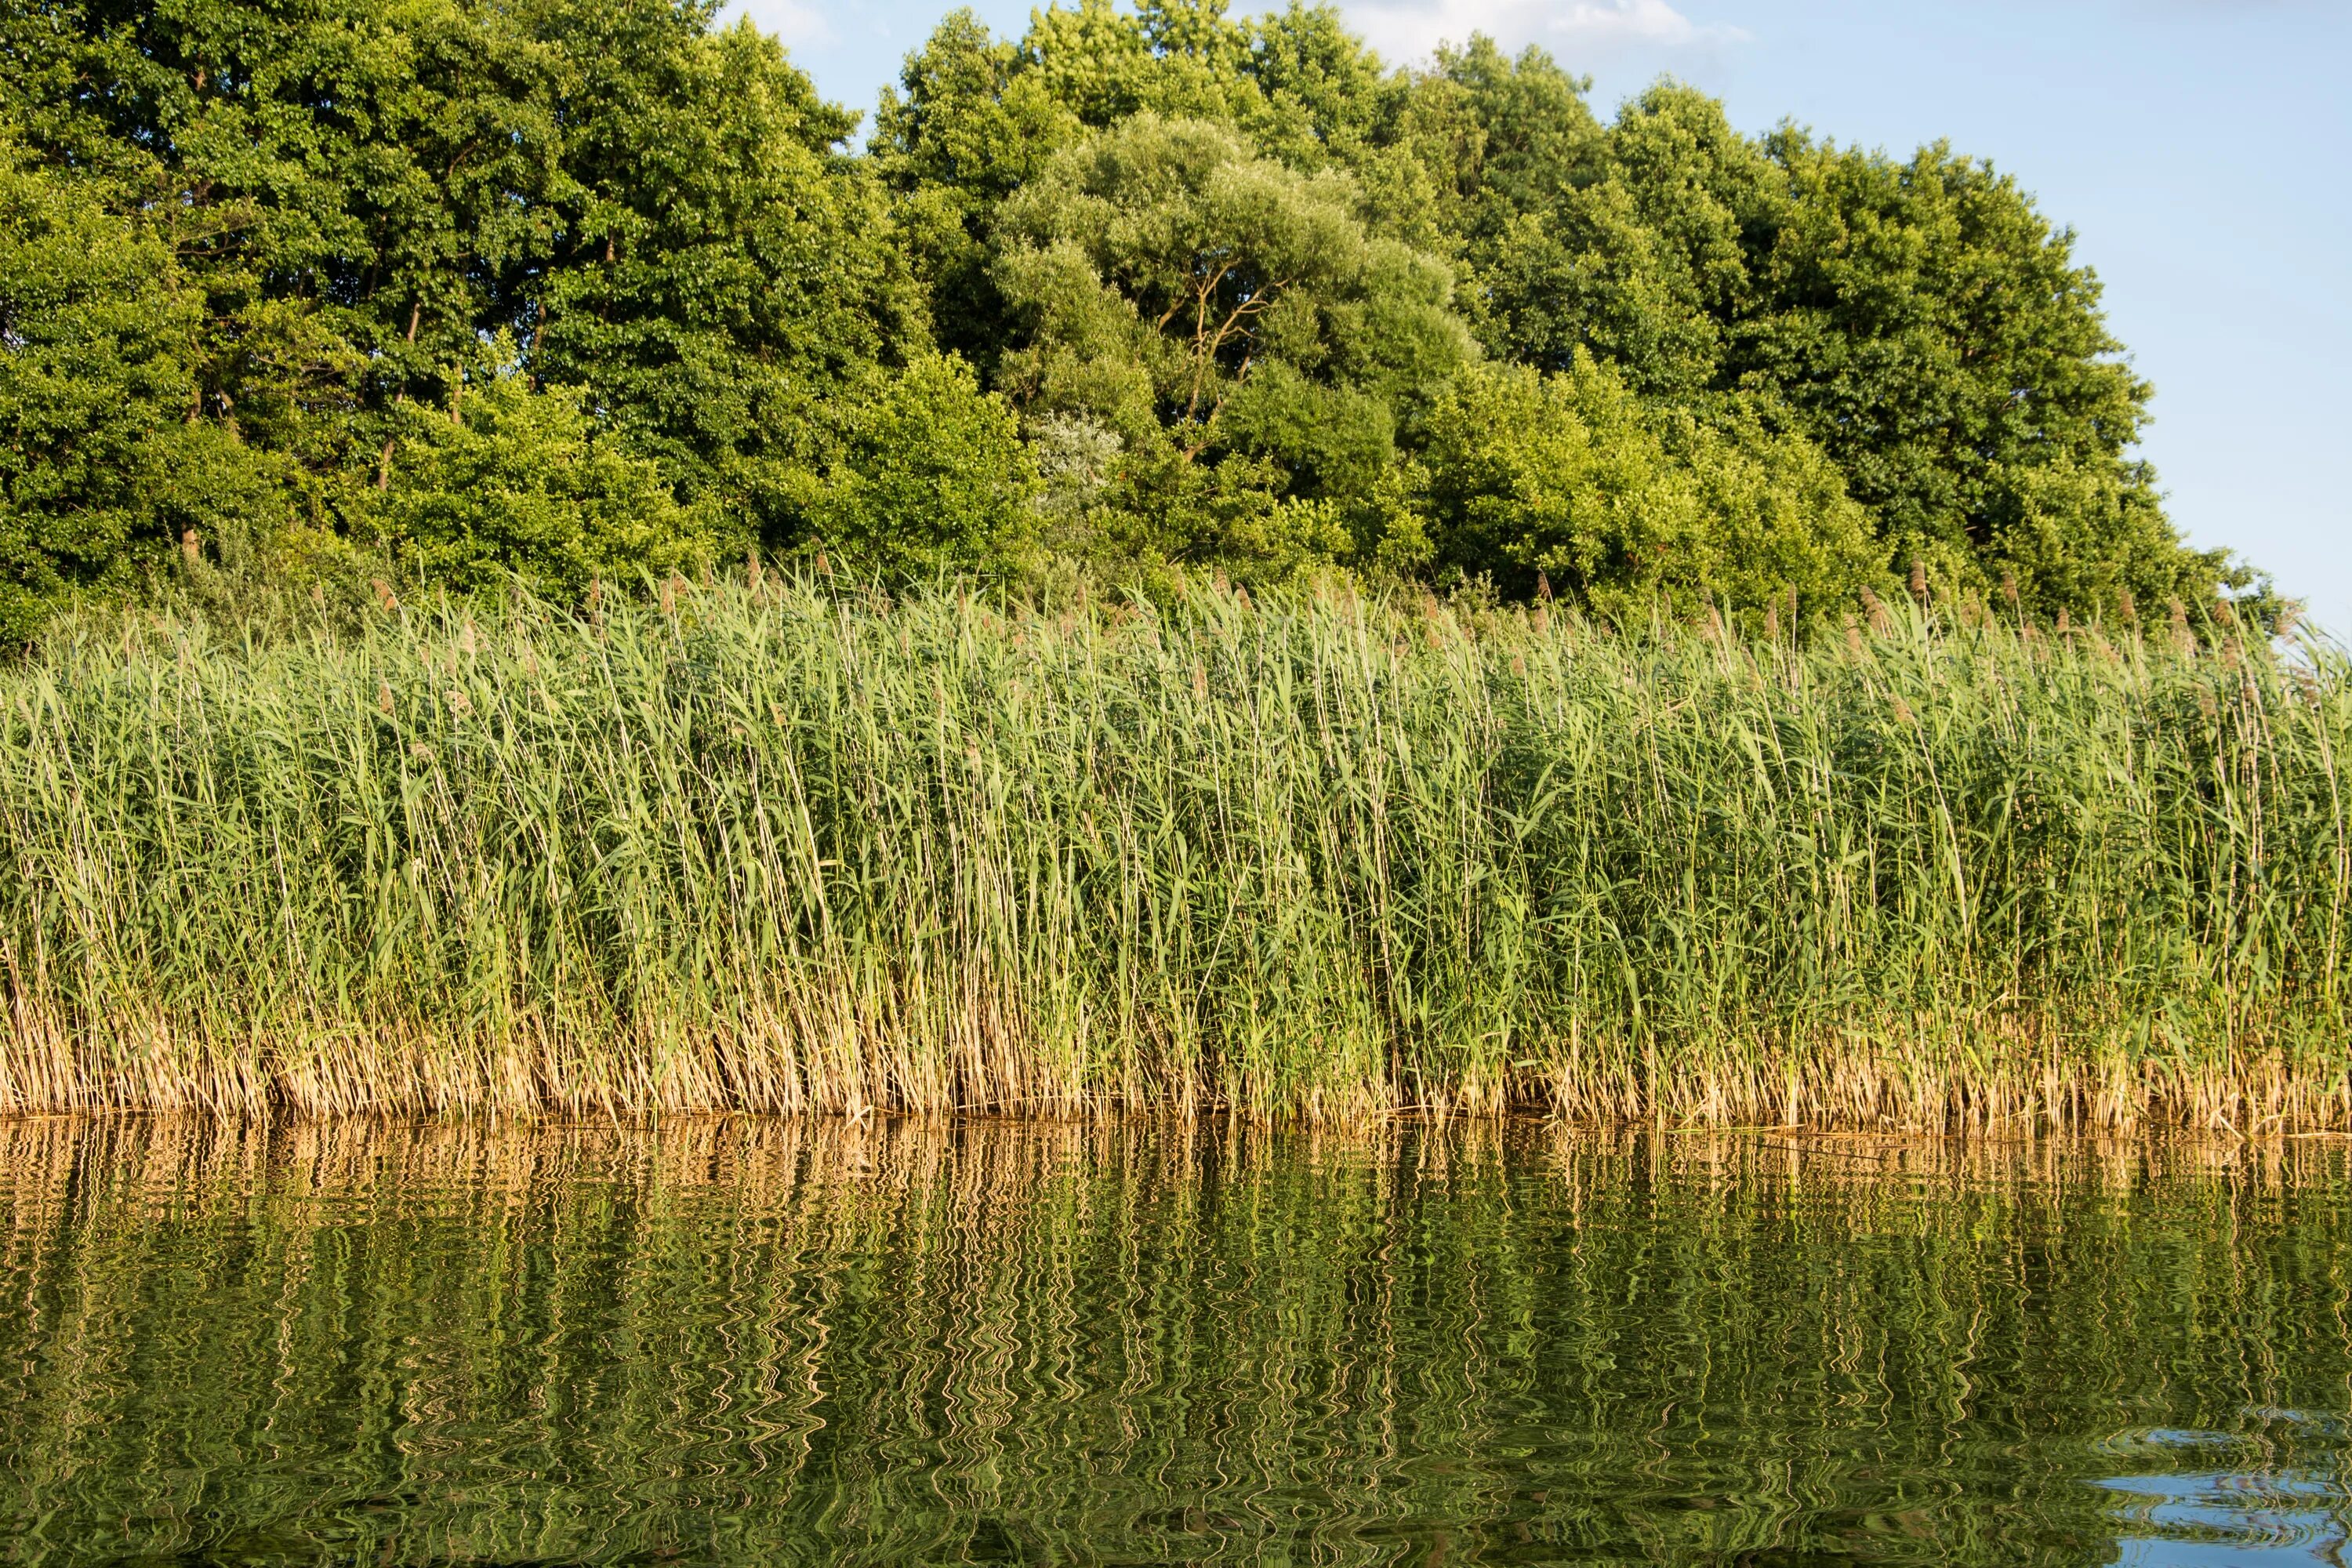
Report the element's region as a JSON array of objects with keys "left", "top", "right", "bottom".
[{"left": 0, "top": 0, "right": 2261, "bottom": 637}]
